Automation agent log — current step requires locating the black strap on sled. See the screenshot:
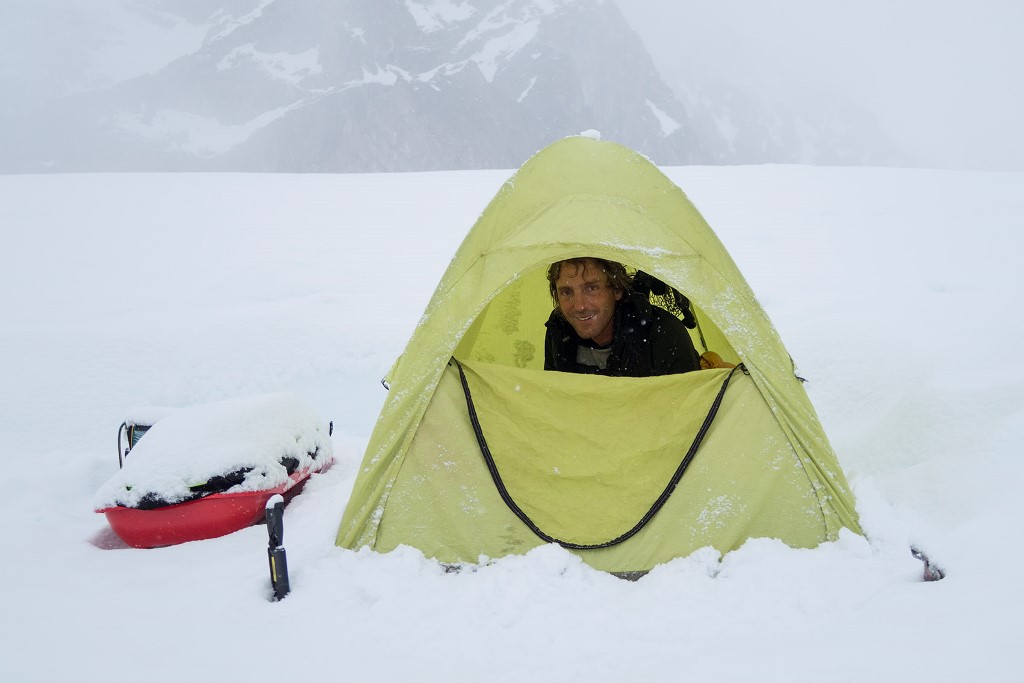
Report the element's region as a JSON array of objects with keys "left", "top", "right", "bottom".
[{"left": 453, "top": 359, "right": 743, "bottom": 550}]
